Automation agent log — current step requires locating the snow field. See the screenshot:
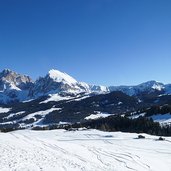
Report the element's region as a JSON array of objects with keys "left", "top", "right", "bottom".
[{"left": 0, "top": 129, "right": 171, "bottom": 171}]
